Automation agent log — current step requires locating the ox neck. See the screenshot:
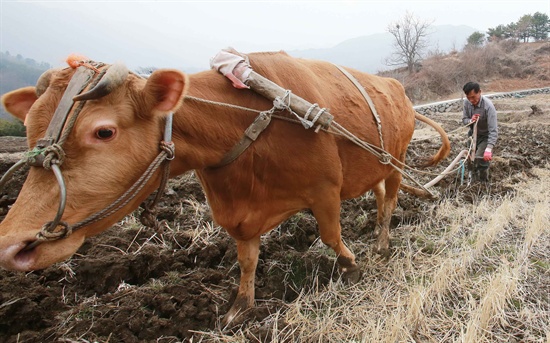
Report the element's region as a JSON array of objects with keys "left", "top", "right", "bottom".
[{"left": 169, "top": 72, "right": 267, "bottom": 173}]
